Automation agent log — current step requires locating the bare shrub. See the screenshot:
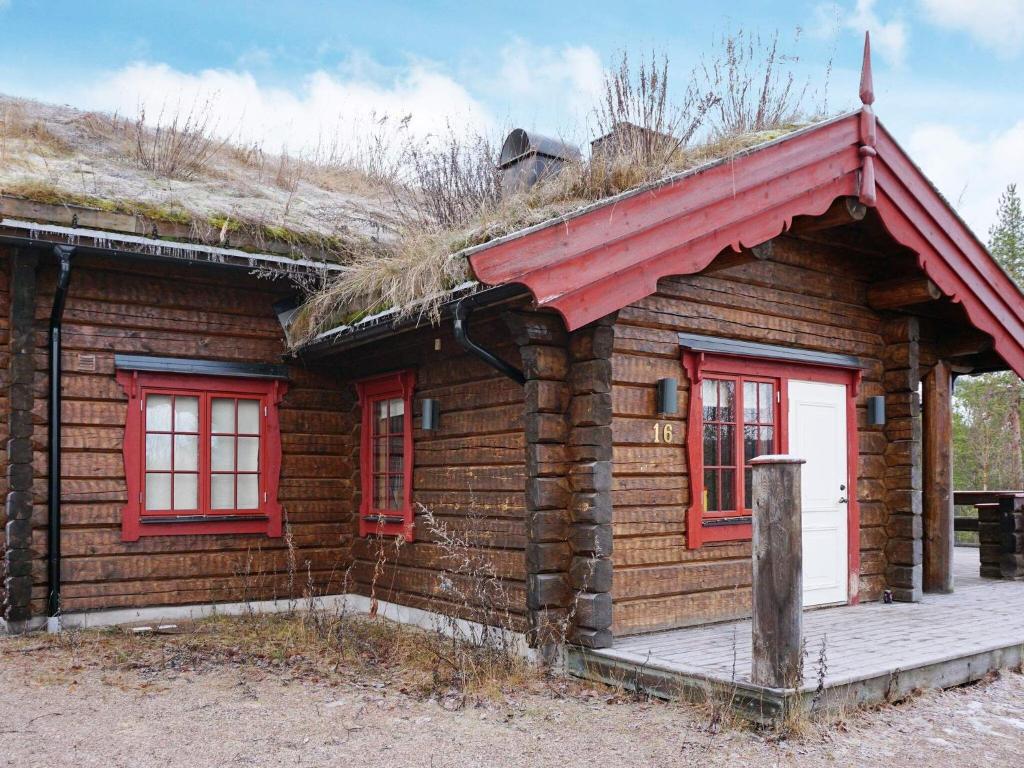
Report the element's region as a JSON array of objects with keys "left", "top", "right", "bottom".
[
  {"left": 395, "top": 125, "right": 503, "bottom": 230},
  {"left": 700, "top": 28, "right": 814, "bottom": 136},
  {"left": 132, "top": 99, "right": 229, "bottom": 180},
  {"left": 588, "top": 50, "right": 718, "bottom": 193}
]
